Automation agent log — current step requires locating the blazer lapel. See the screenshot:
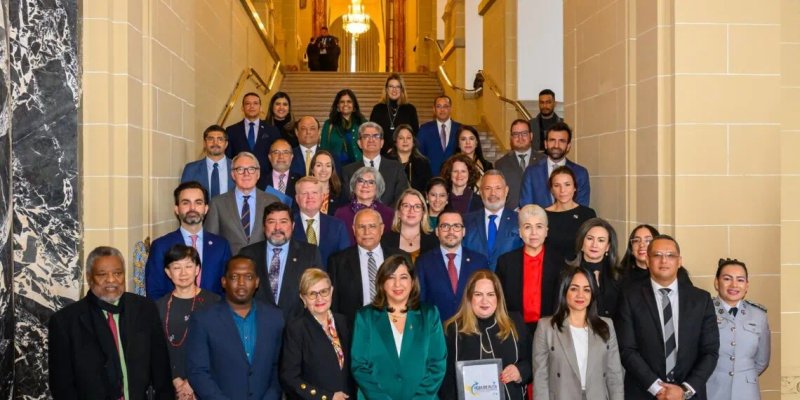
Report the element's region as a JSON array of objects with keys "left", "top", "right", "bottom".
[
  {"left": 642, "top": 284, "right": 666, "bottom": 352},
  {"left": 375, "top": 310, "right": 401, "bottom": 366},
  {"left": 677, "top": 283, "right": 690, "bottom": 363},
  {"left": 218, "top": 304, "right": 251, "bottom": 365},
  {"left": 554, "top": 325, "right": 581, "bottom": 382},
  {"left": 455, "top": 253, "right": 475, "bottom": 299},
  {"left": 586, "top": 327, "right": 604, "bottom": 383},
  {"left": 351, "top": 248, "right": 366, "bottom": 305},
  {"left": 399, "top": 308, "right": 422, "bottom": 369},
  {"left": 225, "top": 194, "right": 247, "bottom": 242},
  {"left": 278, "top": 242, "right": 301, "bottom": 307}
]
